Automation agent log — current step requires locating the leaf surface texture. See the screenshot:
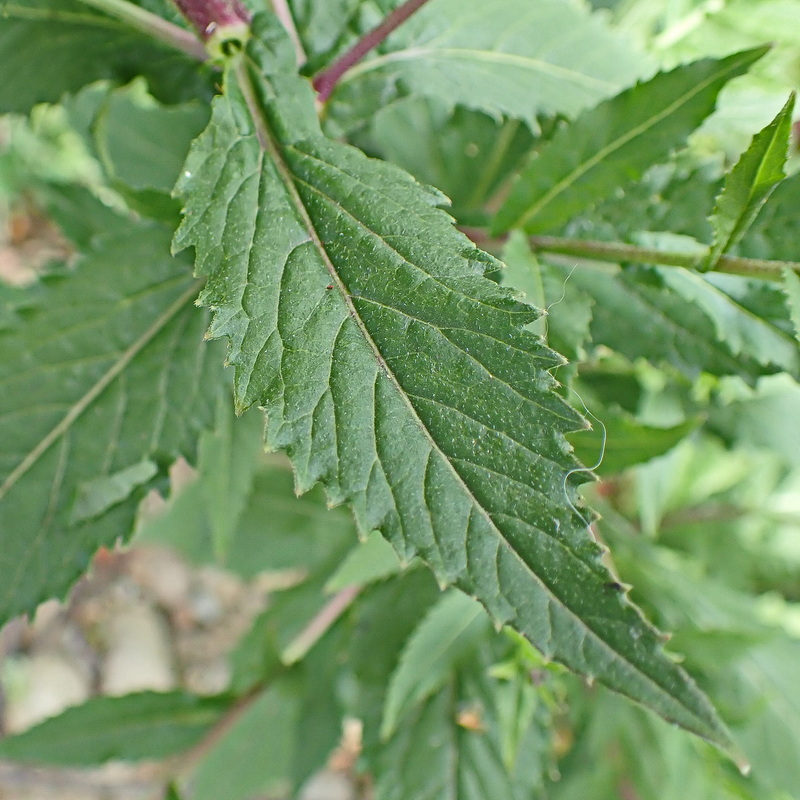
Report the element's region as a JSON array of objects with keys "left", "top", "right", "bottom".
[{"left": 173, "top": 16, "right": 733, "bottom": 748}]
